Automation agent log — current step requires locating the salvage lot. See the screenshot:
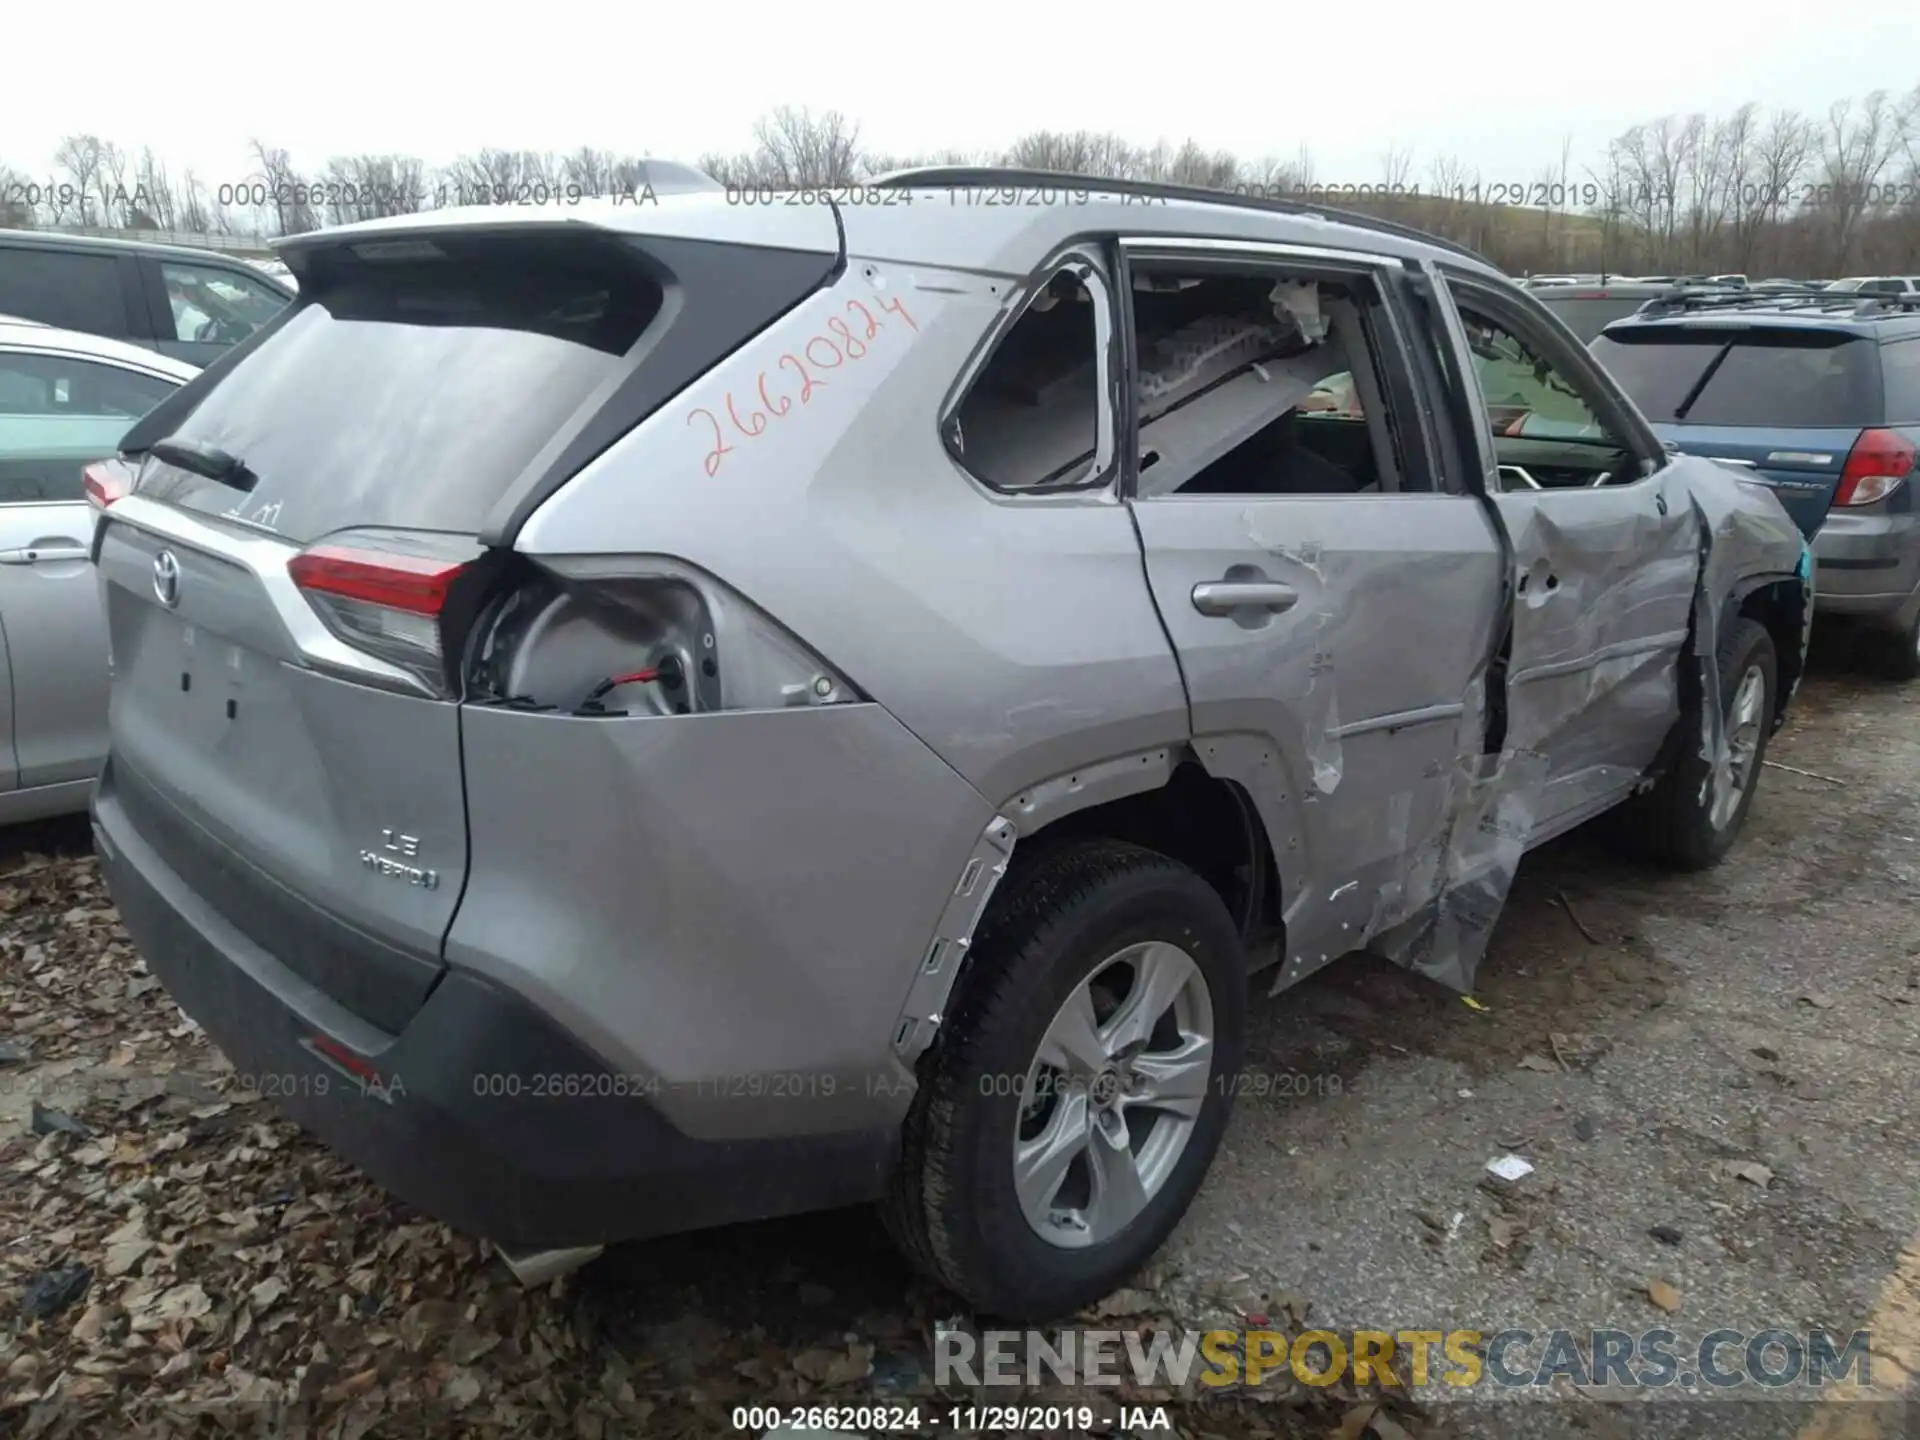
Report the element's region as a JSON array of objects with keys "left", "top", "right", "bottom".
[{"left": 1, "top": 644, "right": 1916, "bottom": 1438}]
